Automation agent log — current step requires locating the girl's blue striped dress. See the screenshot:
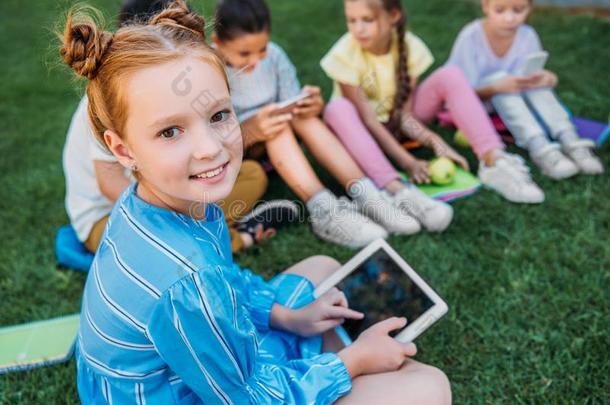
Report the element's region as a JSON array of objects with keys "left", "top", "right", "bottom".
[{"left": 76, "top": 183, "right": 352, "bottom": 404}]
